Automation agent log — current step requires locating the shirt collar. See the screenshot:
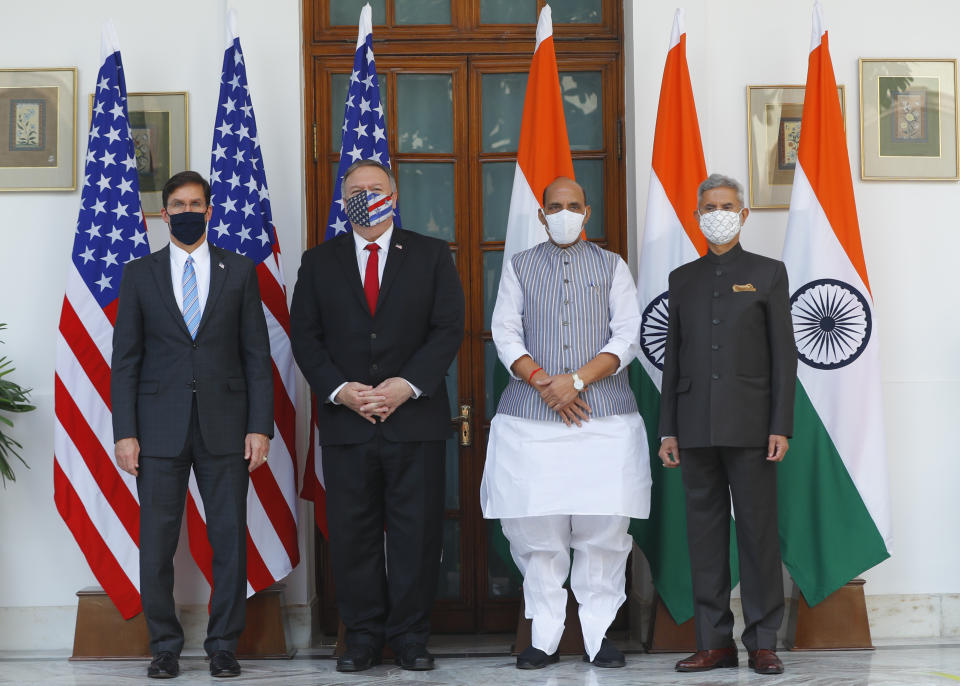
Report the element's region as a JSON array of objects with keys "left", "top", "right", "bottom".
[
  {"left": 169, "top": 238, "right": 210, "bottom": 269},
  {"left": 703, "top": 241, "right": 744, "bottom": 264},
  {"left": 352, "top": 224, "right": 394, "bottom": 254}
]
